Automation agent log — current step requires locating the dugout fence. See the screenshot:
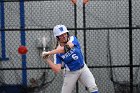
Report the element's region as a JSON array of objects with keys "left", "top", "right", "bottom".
[{"left": 0, "top": 0, "right": 140, "bottom": 93}]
